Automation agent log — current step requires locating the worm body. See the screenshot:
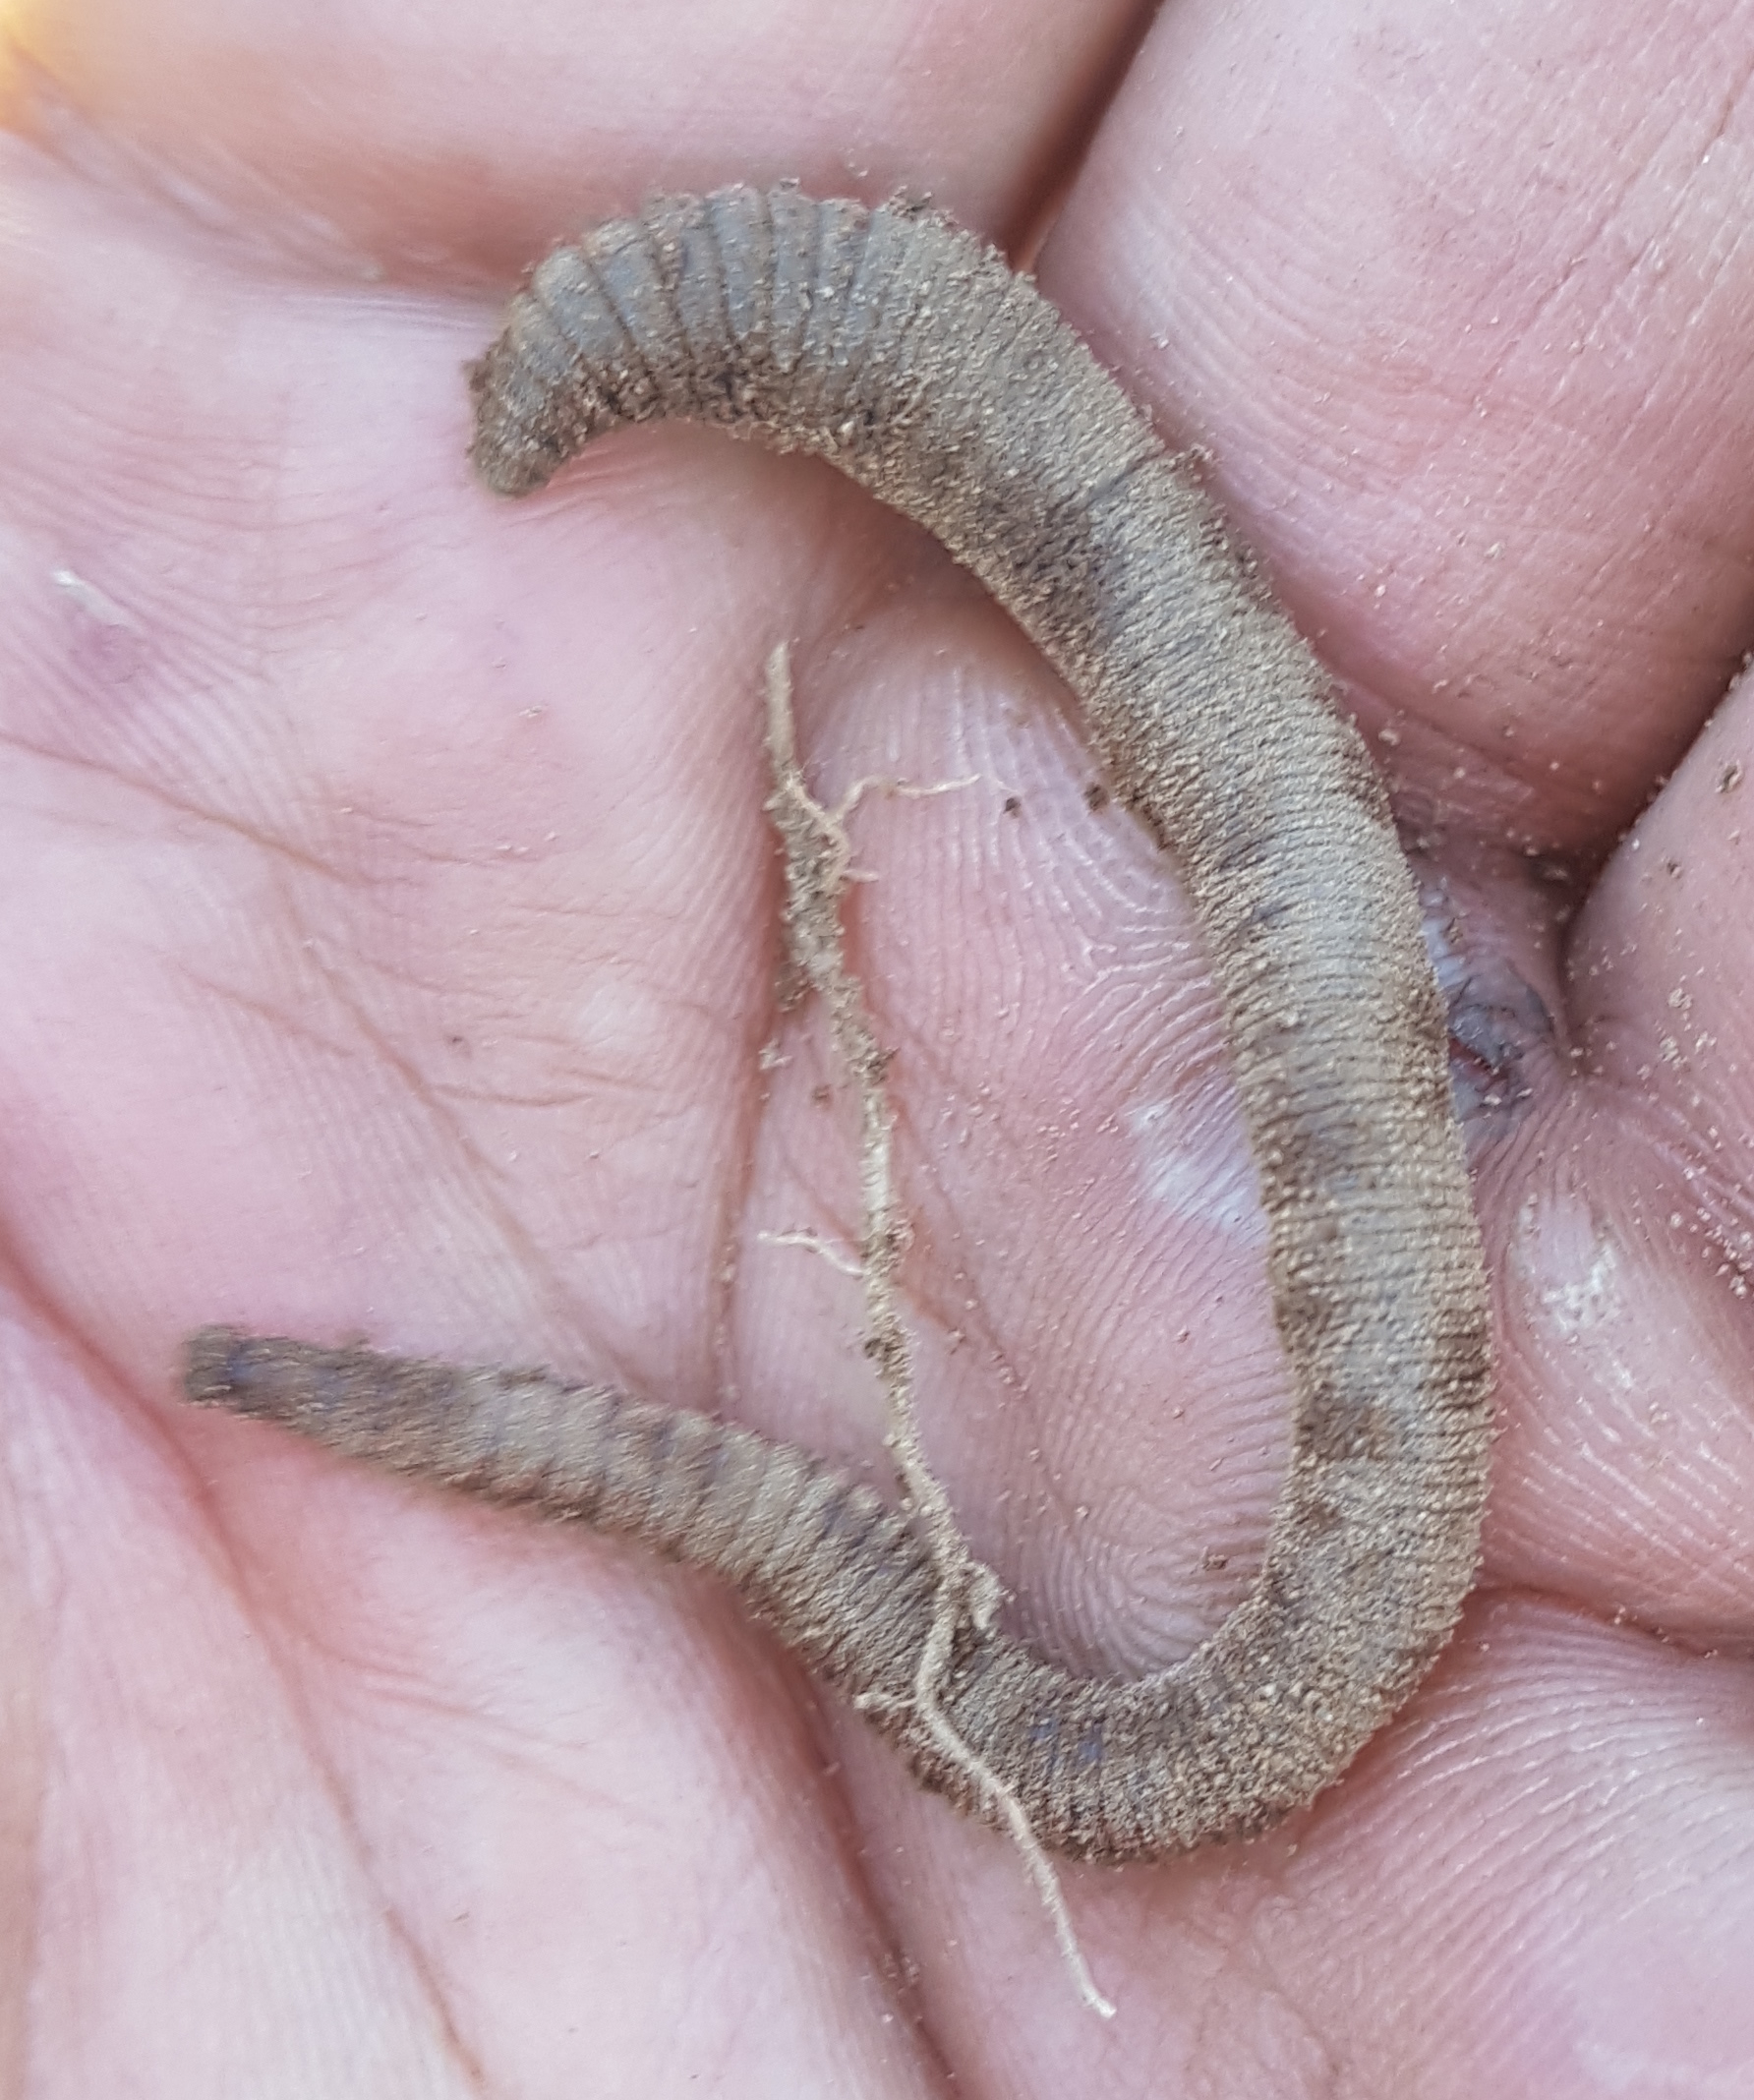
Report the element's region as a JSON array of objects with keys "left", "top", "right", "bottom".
[{"left": 187, "top": 186, "right": 1491, "bottom": 1861}]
